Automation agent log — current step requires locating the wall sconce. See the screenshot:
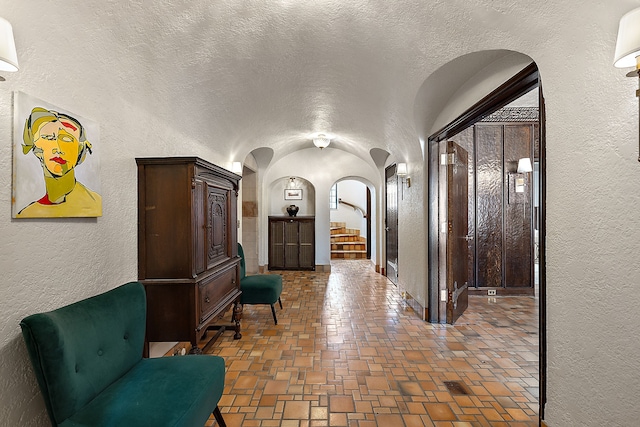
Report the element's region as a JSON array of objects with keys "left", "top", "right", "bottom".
[
  {"left": 517, "top": 157, "right": 533, "bottom": 173},
  {"left": 313, "top": 134, "right": 331, "bottom": 149},
  {"left": 397, "top": 162, "right": 411, "bottom": 188},
  {"left": 614, "top": 7, "right": 640, "bottom": 162},
  {"left": 507, "top": 157, "right": 532, "bottom": 203},
  {"left": 0, "top": 17, "right": 19, "bottom": 78},
  {"left": 231, "top": 161, "right": 243, "bottom": 174},
  {"left": 288, "top": 177, "right": 297, "bottom": 189}
]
